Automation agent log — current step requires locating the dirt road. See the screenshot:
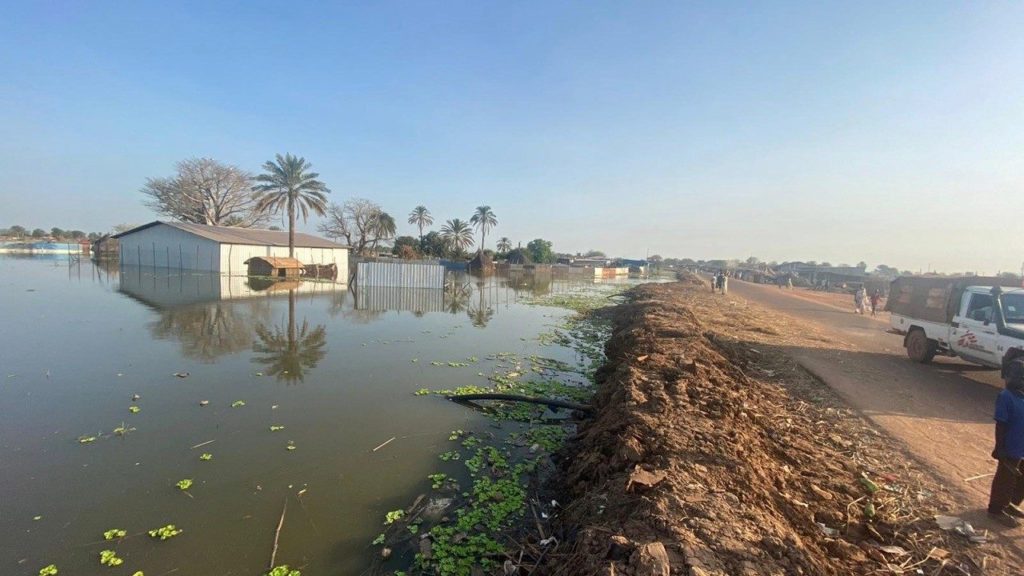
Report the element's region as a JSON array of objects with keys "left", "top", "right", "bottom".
[{"left": 727, "top": 280, "right": 1022, "bottom": 542}]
